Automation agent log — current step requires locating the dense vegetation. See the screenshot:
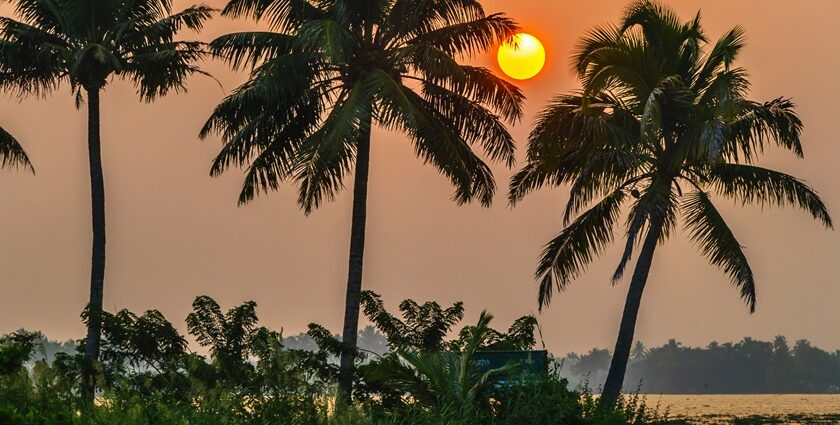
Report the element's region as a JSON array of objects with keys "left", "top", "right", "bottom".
[
  {"left": 562, "top": 337, "right": 840, "bottom": 394},
  {"left": 25, "top": 329, "right": 840, "bottom": 397},
  {"left": 0, "top": 294, "right": 666, "bottom": 425}
]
